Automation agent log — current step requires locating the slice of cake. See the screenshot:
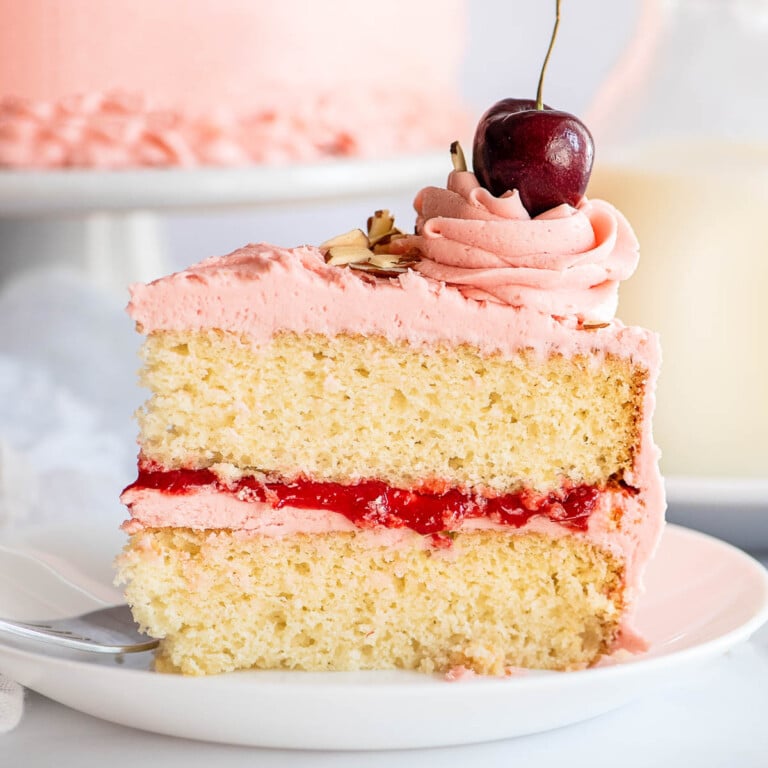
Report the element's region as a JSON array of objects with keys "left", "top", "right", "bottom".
[{"left": 116, "top": 150, "right": 664, "bottom": 675}]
